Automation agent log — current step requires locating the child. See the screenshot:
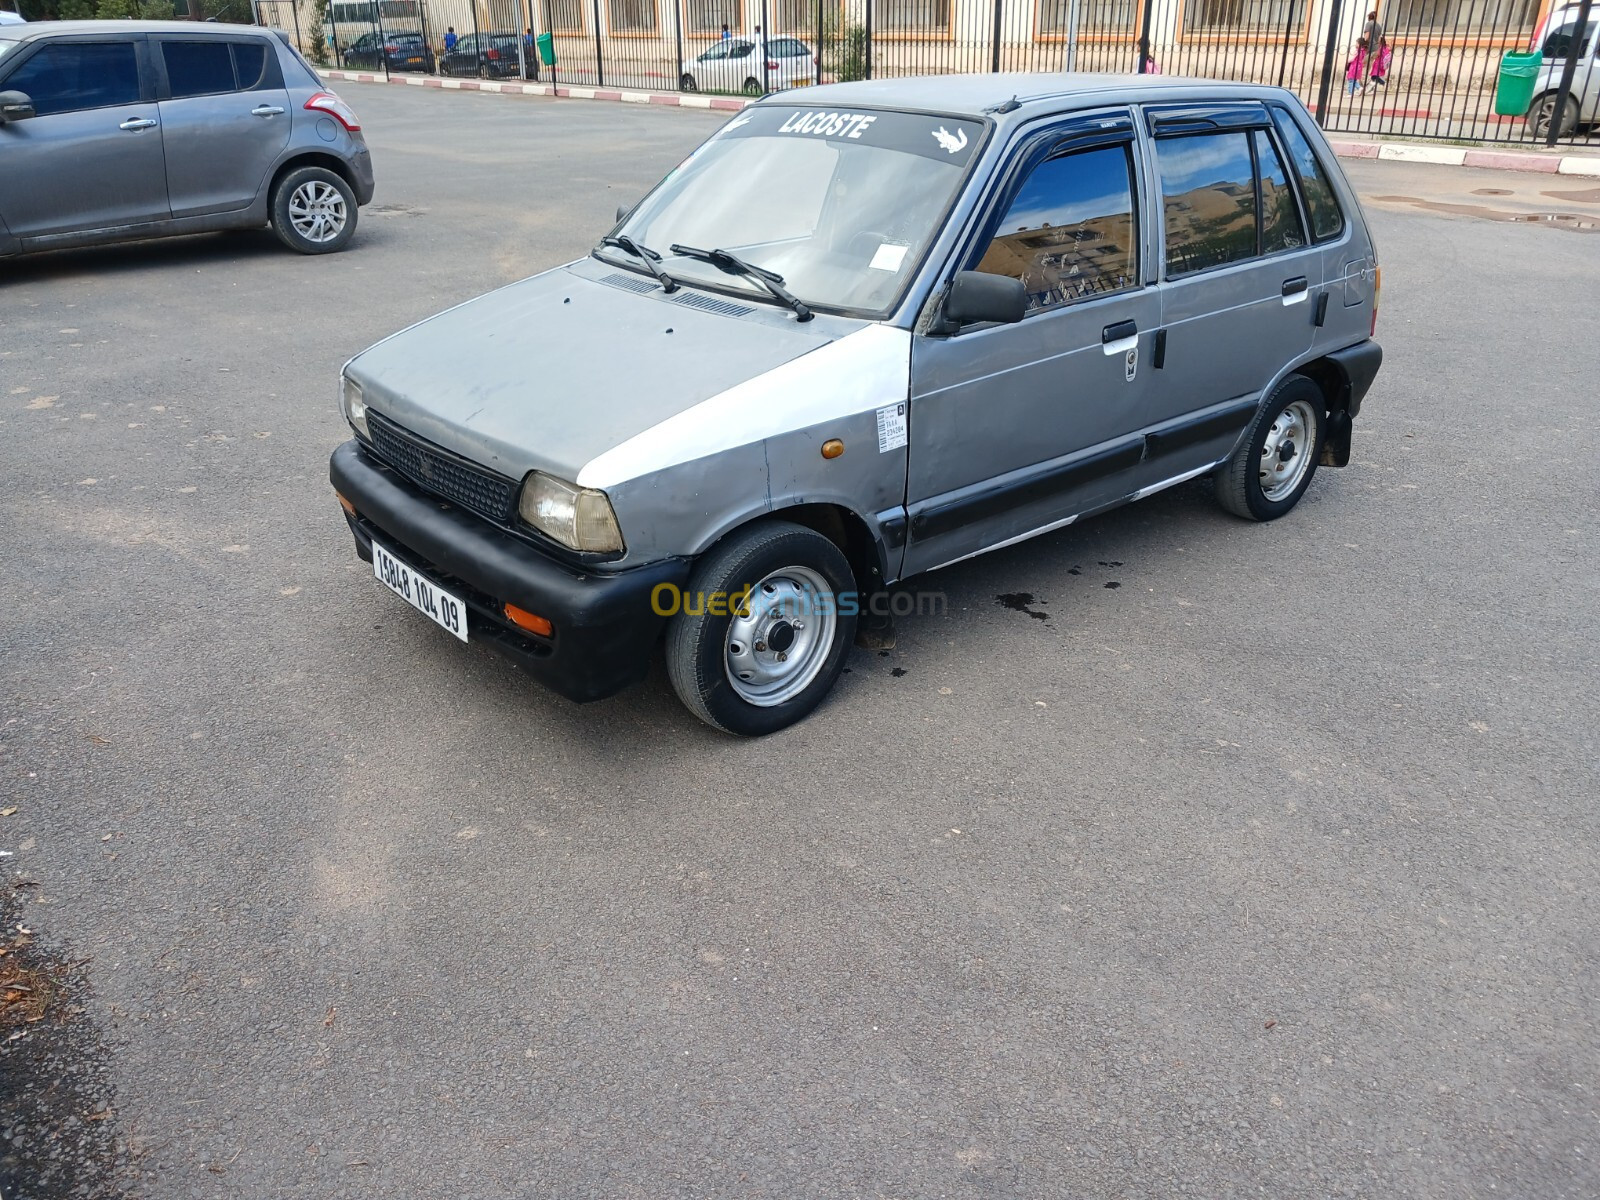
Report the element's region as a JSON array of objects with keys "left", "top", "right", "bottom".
[
  {"left": 1368, "top": 36, "right": 1391, "bottom": 88},
  {"left": 1346, "top": 36, "right": 1369, "bottom": 96}
]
